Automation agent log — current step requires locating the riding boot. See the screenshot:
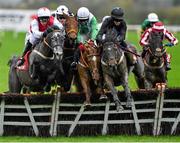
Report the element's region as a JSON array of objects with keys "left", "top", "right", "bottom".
[
  {"left": 163, "top": 53, "right": 171, "bottom": 71},
  {"left": 164, "top": 60, "right": 171, "bottom": 71},
  {"left": 17, "top": 41, "right": 32, "bottom": 67},
  {"left": 71, "top": 48, "right": 80, "bottom": 71}
]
